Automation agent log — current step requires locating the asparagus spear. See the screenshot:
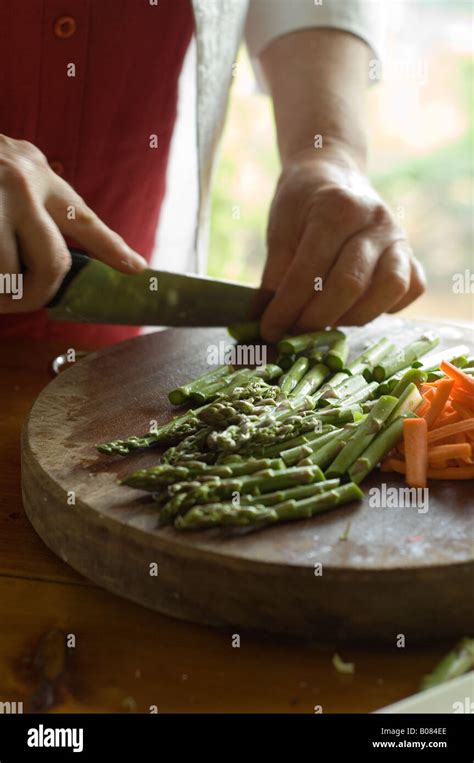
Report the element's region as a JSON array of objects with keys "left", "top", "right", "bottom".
[
  {"left": 326, "top": 335, "right": 349, "bottom": 371},
  {"left": 348, "top": 413, "right": 417, "bottom": 484},
  {"left": 420, "top": 638, "right": 474, "bottom": 691},
  {"left": 190, "top": 368, "right": 255, "bottom": 402},
  {"left": 326, "top": 395, "right": 399, "bottom": 477},
  {"left": 122, "top": 456, "right": 285, "bottom": 491},
  {"left": 281, "top": 428, "right": 342, "bottom": 466},
  {"left": 372, "top": 334, "right": 439, "bottom": 382},
  {"left": 331, "top": 381, "right": 379, "bottom": 408},
  {"left": 318, "top": 373, "right": 367, "bottom": 406},
  {"left": 238, "top": 478, "right": 340, "bottom": 506},
  {"left": 298, "top": 423, "right": 361, "bottom": 469},
  {"left": 390, "top": 368, "right": 427, "bottom": 397},
  {"left": 414, "top": 344, "right": 469, "bottom": 372},
  {"left": 346, "top": 338, "right": 394, "bottom": 375},
  {"left": 159, "top": 464, "right": 325, "bottom": 523},
  {"left": 96, "top": 408, "right": 205, "bottom": 455},
  {"left": 291, "top": 363, "right": 329, "bottom": 399},
  {"left": 279, "top": 357, "right": 309, "bottom": 395},
  {"left": 175, "top": 482, "right": 363, "bottom": 530},
  {"left": 168, "top": 365, "right": 232, "bottom": 406},
  {"left": 277, "top": 329, "right": 344, "bottom": 356},
  {"left": 311, "top": 372, "right": 350, "bottom": 404},
  {"left": 385, "top": 382, "right": 423, "bottom": 425}
]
